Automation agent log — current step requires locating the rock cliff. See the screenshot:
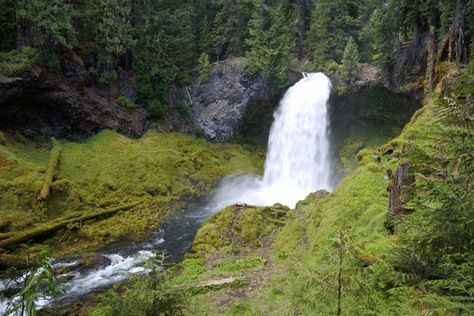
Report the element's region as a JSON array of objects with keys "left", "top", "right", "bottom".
[
  {"left": 187, "top": 59, "right": 280, "bottom": 141},
  {"left": 0, "top": 51, "right": 148, "bottom": 140}
]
